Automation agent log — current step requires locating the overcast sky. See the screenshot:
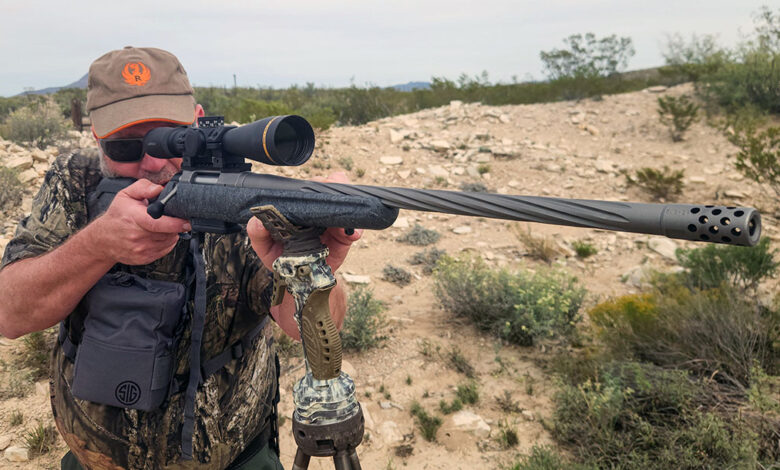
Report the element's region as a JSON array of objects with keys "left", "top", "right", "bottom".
[{"left": 0, "top": 1, "right": 771, "bottom": 96}]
